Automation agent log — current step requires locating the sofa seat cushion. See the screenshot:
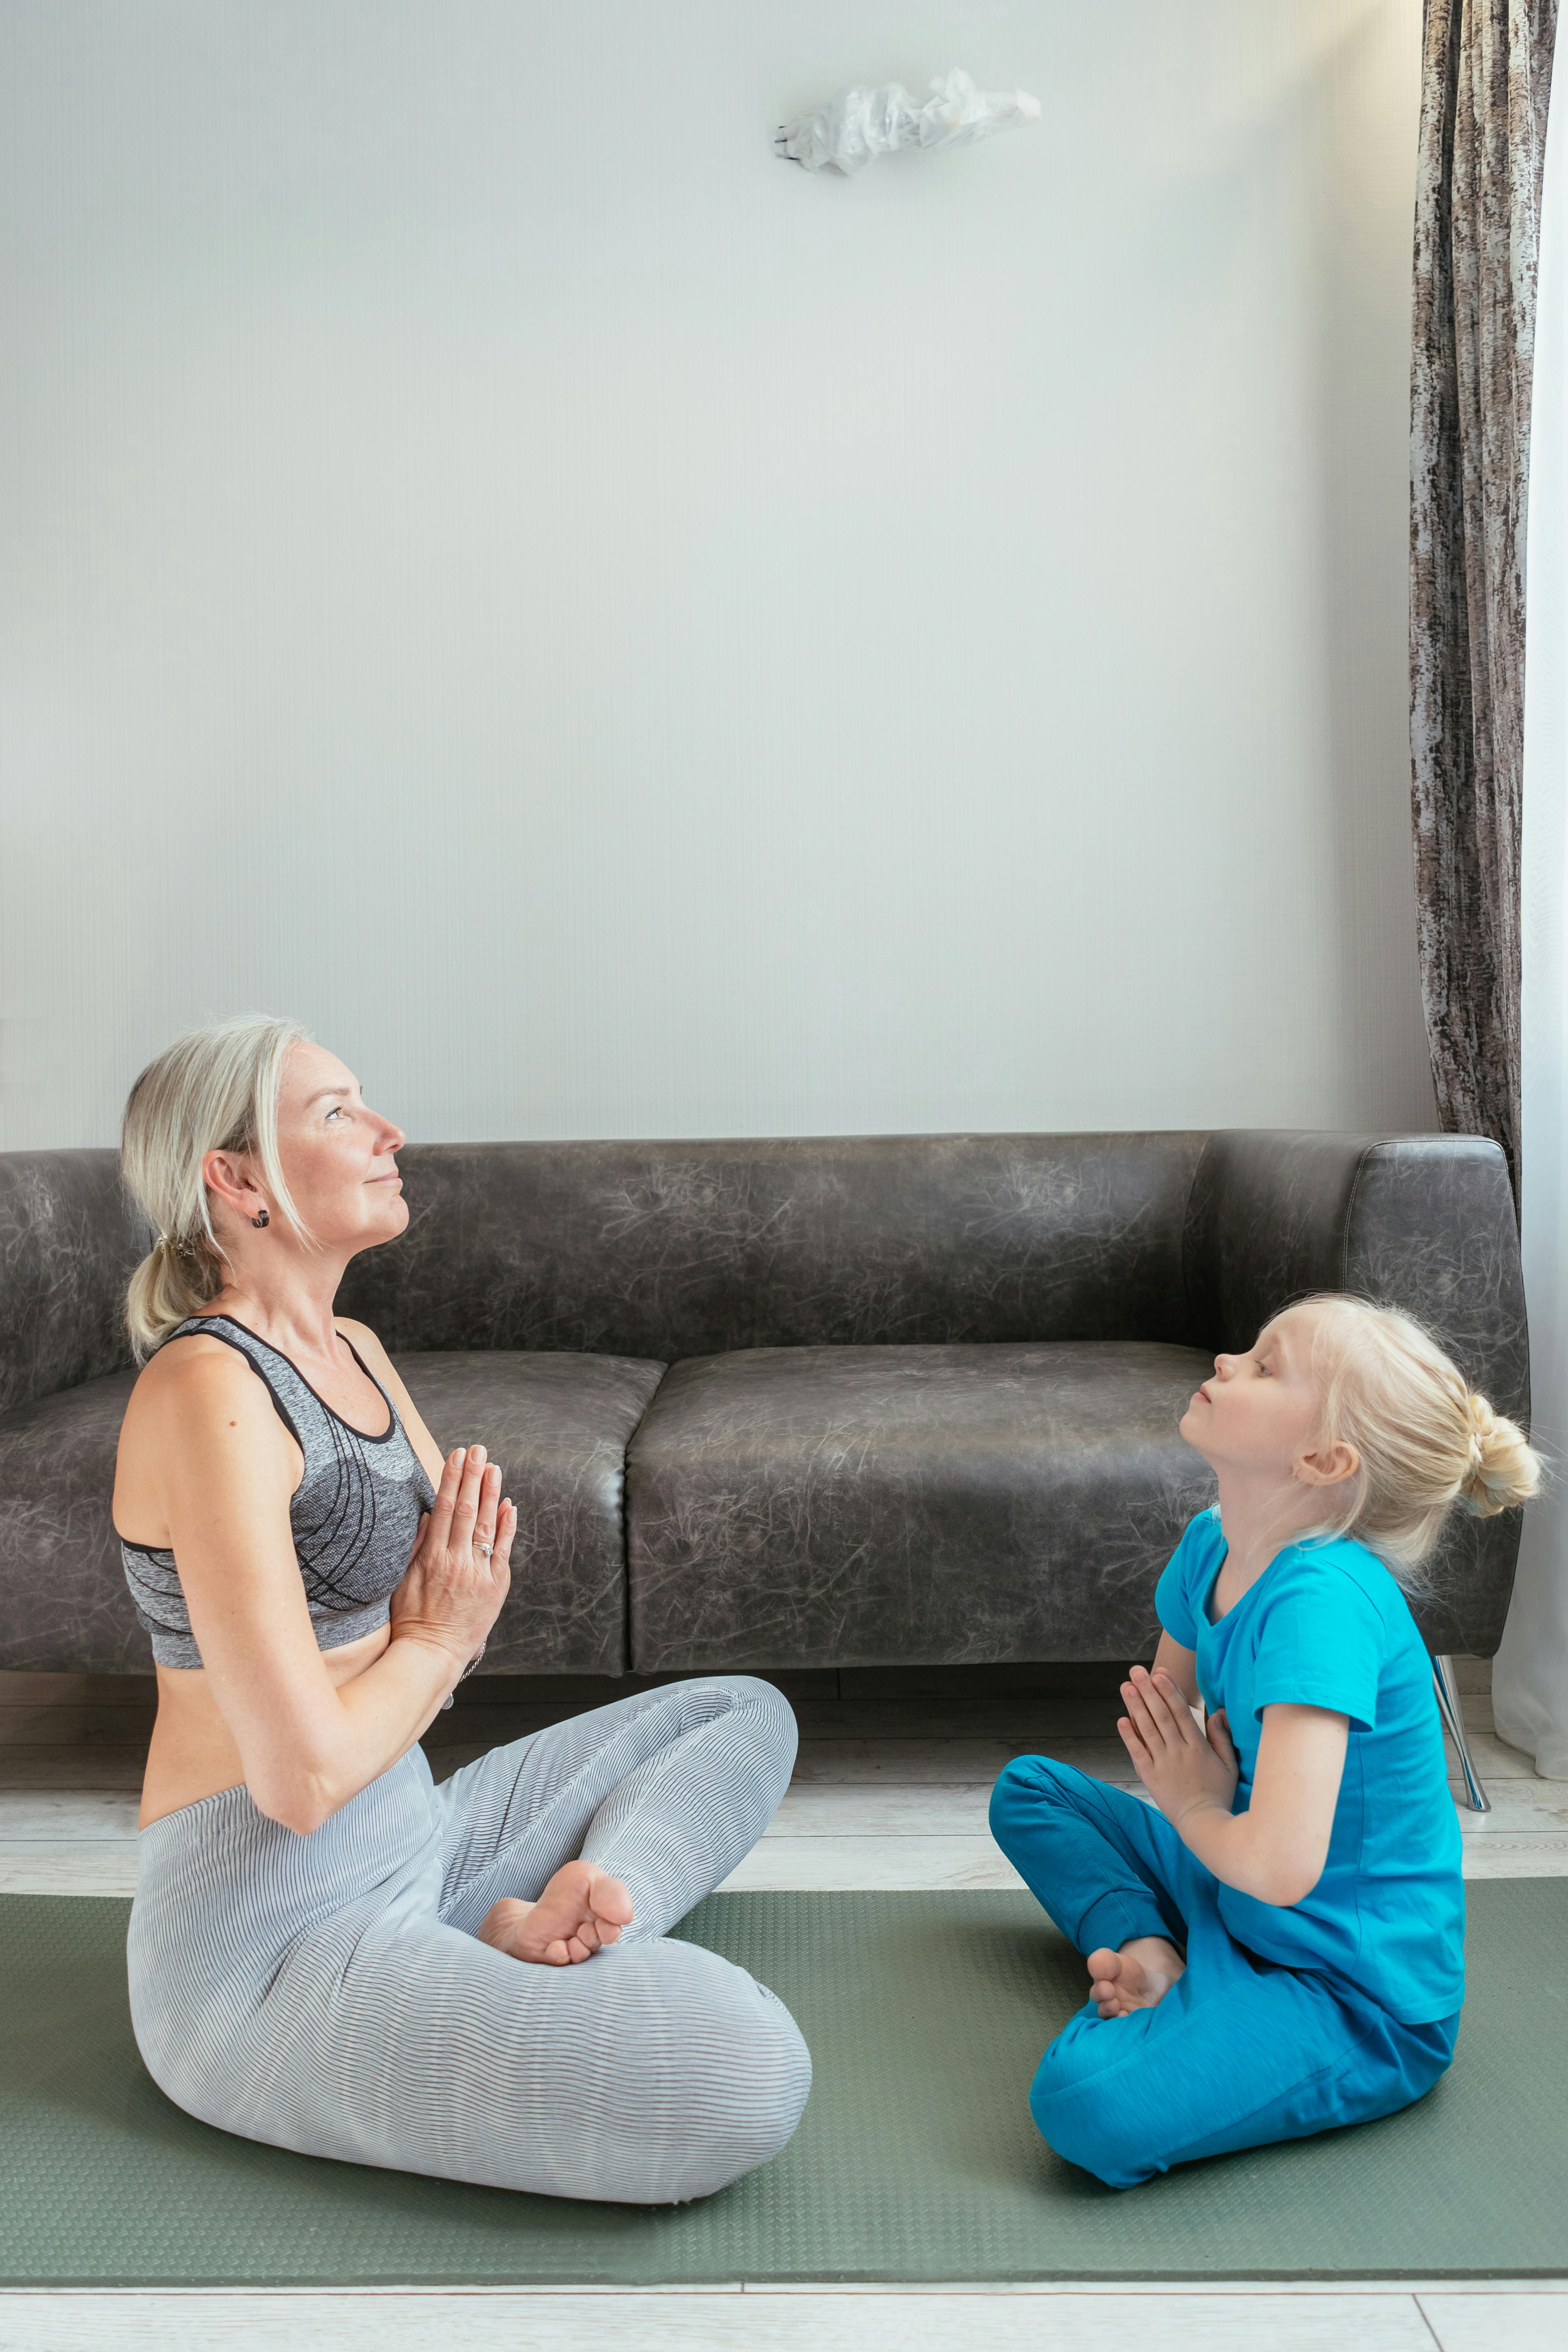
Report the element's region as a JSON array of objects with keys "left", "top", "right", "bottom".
[
  {"left": 0, "top": 1351, "right": 662, "bottom": 1678},
  {"left": 626, "top": 1342, "right": 1218, "bottom": 1671},
  {"left": 392, "top": 1352, "right": 663, "bottom": 1674}
]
